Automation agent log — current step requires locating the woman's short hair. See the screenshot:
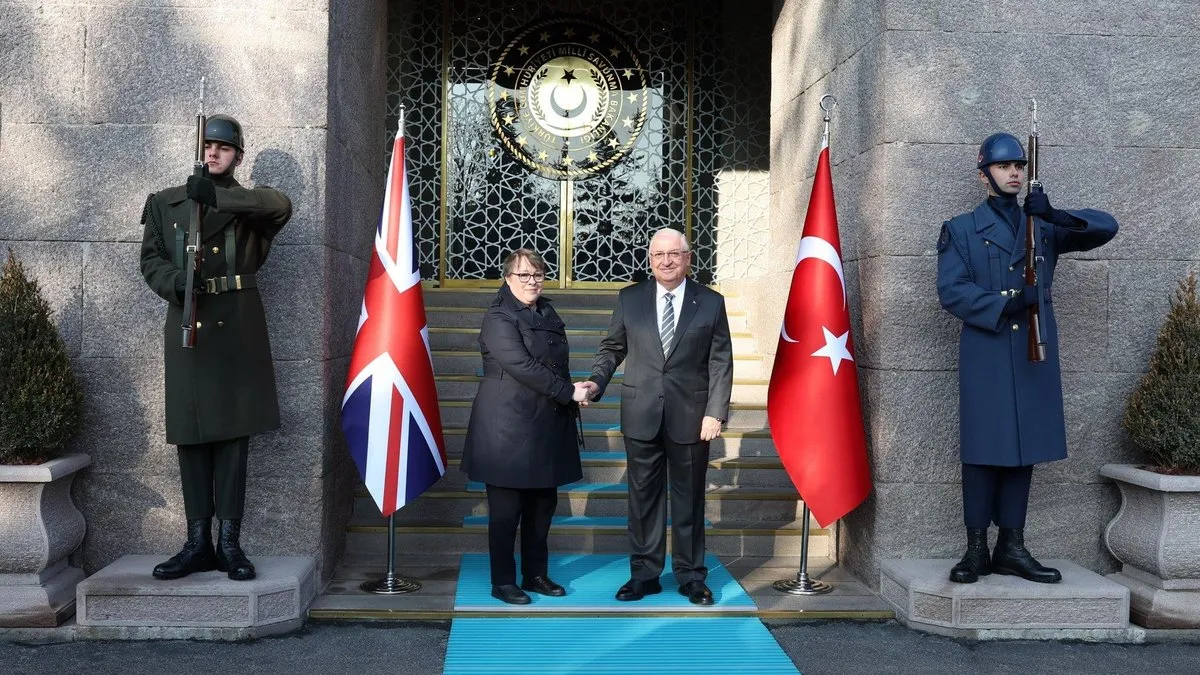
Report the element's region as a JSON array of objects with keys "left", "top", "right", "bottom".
[{"left": 502, "top": 248, "right": 547, "bottom": 276}]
